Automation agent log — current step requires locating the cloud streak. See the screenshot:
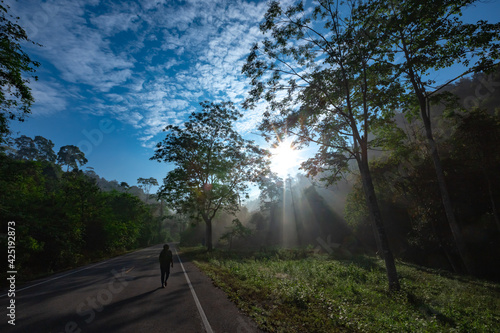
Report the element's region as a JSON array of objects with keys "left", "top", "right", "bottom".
[{"left": 9, "top": 0, "right": 269, "bottom": 147}]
